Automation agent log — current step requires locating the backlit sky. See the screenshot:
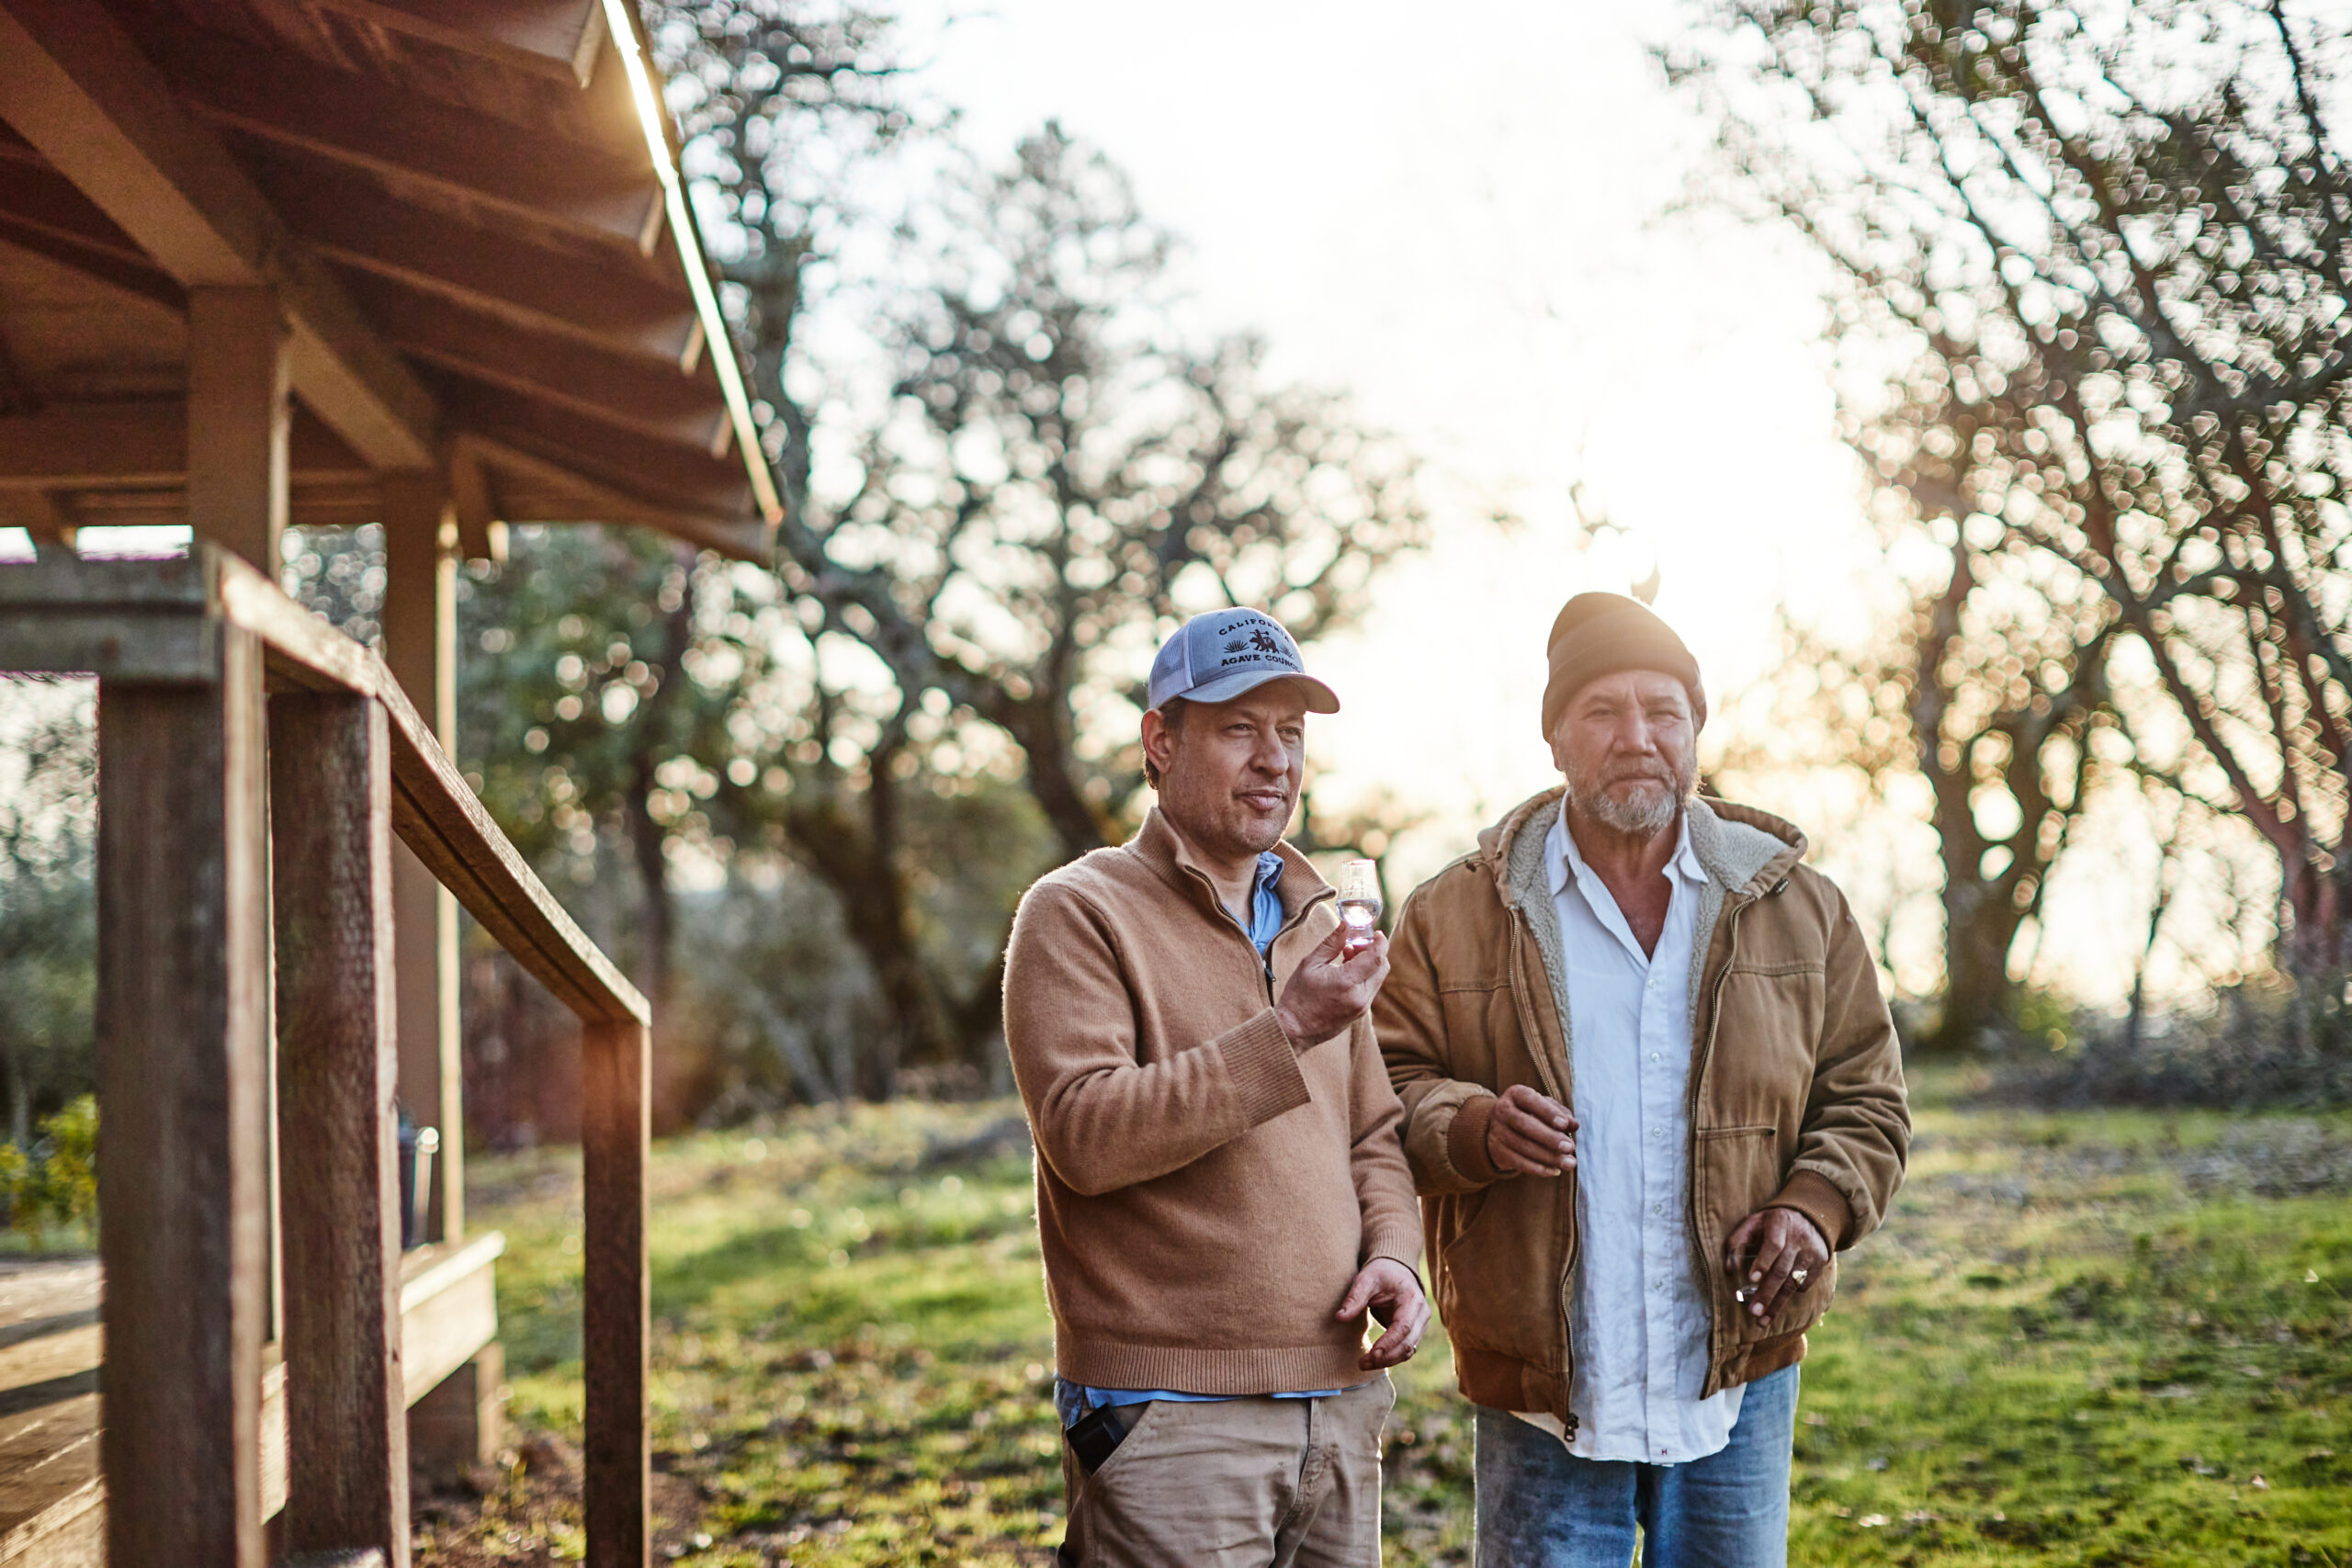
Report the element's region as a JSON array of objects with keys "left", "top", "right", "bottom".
[
  {"left": 4, "top": 3, "right": 2199, "bottom": 1001},
  {"left": 899, "top": 6, "right": 1939, "bottom": 925},
  {"left": 895, "top": 0, "right": 2229, "bottom": 1004}
]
